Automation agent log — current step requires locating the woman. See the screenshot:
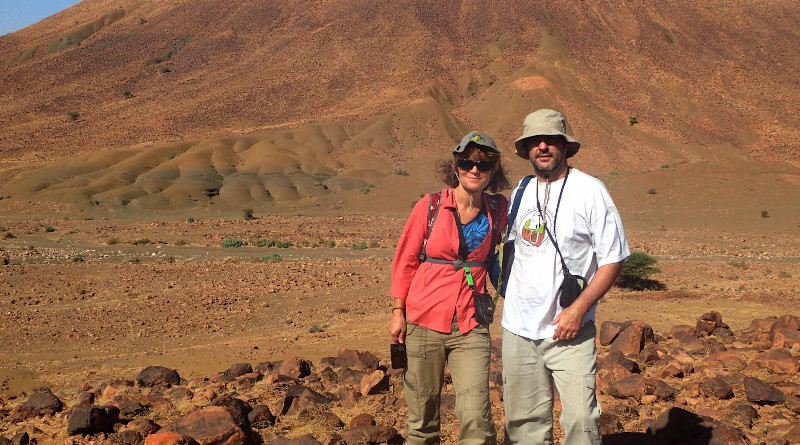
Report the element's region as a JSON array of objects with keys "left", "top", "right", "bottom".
[{"left": 389, "top": 130, "right": 510, "bottom": 445}]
